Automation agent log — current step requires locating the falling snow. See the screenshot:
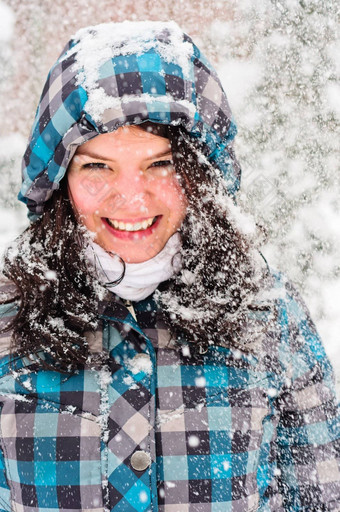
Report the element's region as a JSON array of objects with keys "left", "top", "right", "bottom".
[
  {"left": 1, "top": 2, "right": 338, "bottom": 391},
  {"left": 0, "top": 1, "right": 339, "bottom": 509}
]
